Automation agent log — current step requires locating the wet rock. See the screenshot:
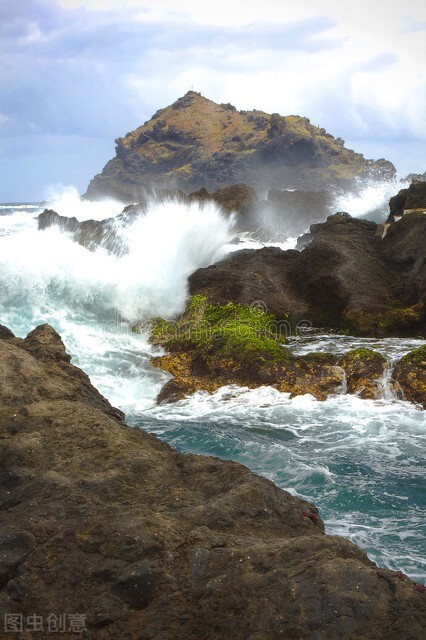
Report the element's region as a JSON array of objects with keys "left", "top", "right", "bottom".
[
  {"left": 150, "top": 297, "right": 412, "bottom": 404},
  {"left": 189, "top": 212, "right": 426, "bottom": 336},
  {"left": 393, "top": 345, "right": 426, "bottom": 408},
  {"left": 338, "top": 348, "right": 388, "bottom": 398}
]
